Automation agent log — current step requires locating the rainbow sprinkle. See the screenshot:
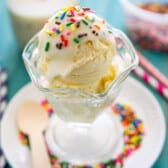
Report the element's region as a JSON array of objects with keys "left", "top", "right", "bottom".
[
  {"left": 56, "top": 43, "right": 63, "bottom": 50},
  {"left": 55, "top": 21, "right": 61, "bottom": 25},
  {"left": 73, "top": 38, "right": 80, "bottom": 44},
  {"left": 82, "top": 19, "right": 88, "bottom": 26},
  {"left": 66, "top": 22, "right": 74, "bottom": 27},
  {"left": 60, "top": 12, "right": 66, "bottom": 20},
  {"left": 94, "top": 24, "right": 100, "bottom": 30},
  {"left": 19, "top": 101, "right": 145, "bottom": 168},
  {"left": 78, "top": 33, "right": 88, "bottom": 38},
  {"left": 66, "top": 31, "right": 71, "bottom": 36},
  {"left": 56, "top": 29, "right": 61, "bottom": 35},
  {"left": 43, "top": 6, "right": 115, "bottom": 51},
  {"left": 45, "top": 42, "right": 50, "bottom": 51},
  {"left": 70, "top": 10, "right": 75, "bottom": 17}
]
